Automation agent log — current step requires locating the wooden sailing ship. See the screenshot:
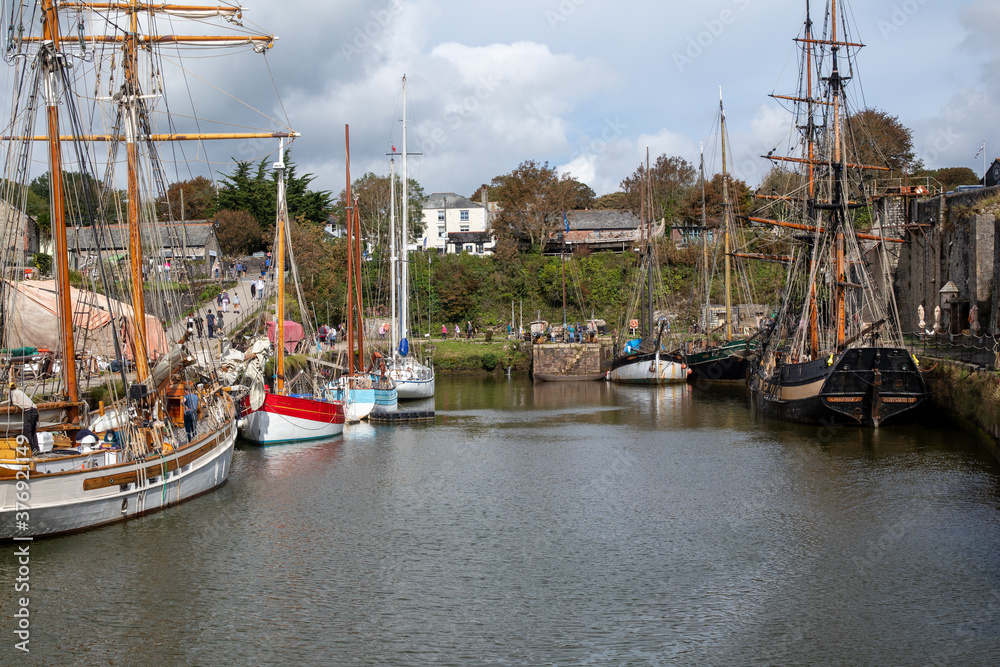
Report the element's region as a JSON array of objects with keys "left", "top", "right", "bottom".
[
  {"left": 0, "top": 1, "right": 291, "bottom": 537},
  {"left": 747, "top": 0, "right": 926, "bottom": 426},
  {"left": 684, "top": 91, "right": 760, "bottom": 384}
]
